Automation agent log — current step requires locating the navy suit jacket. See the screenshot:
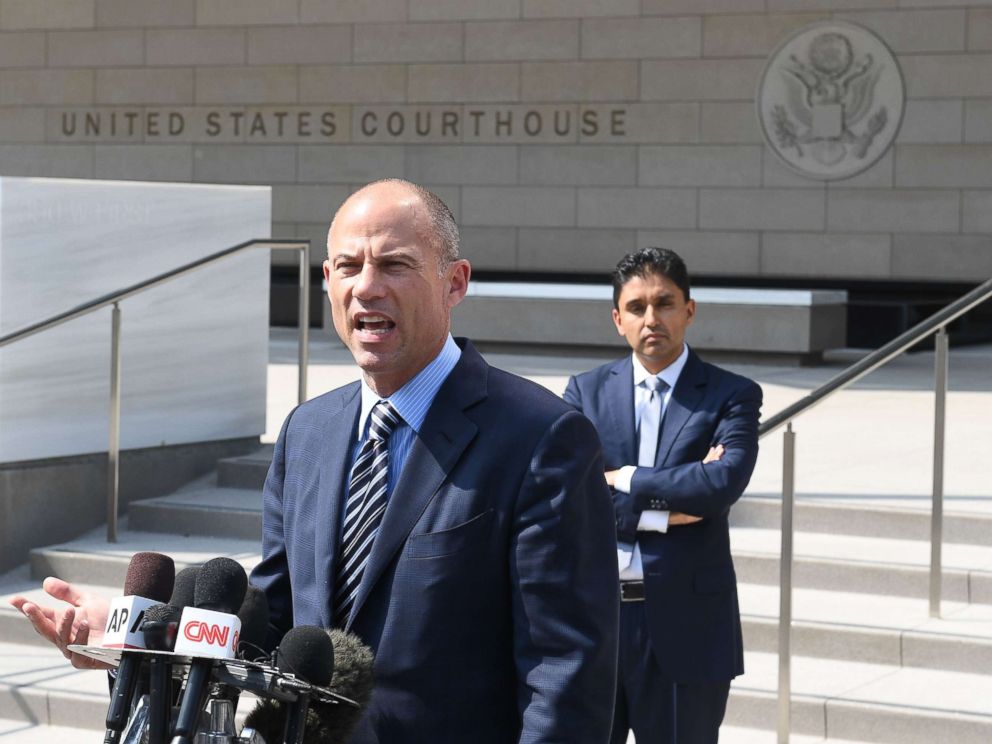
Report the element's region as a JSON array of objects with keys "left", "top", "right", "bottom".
[
  {"left": 563, "top": 349, "right": 761, "bottom": 684},
  {"left": 251, "top": 340, "right": 620, "bottom": 744}
]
